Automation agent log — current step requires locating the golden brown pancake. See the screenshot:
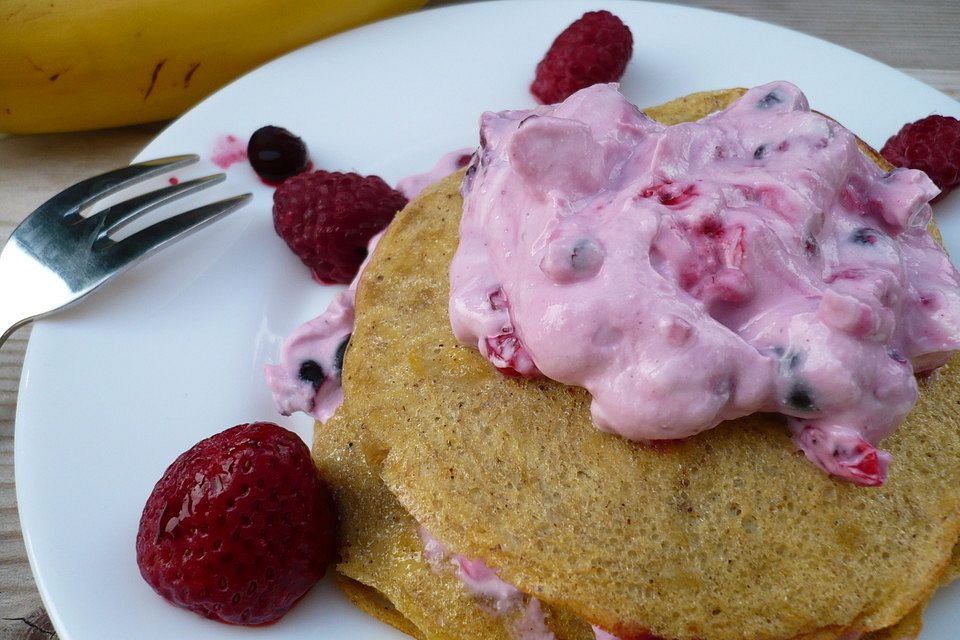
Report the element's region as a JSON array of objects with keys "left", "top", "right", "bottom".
[
  {"left": 336, "top": 575, "right": 424, "bottom": 639},
  {"left": 864, "top": 606, "right": 924, "bottom": 640},
  {"left": 318, "top": 89, "right": 960, "bottom": 640},
  {"left": 316, "top": 404, "right": 932, "bottom": 640},
  {"left": 942, "top": 543, "right": 960, "bottom": 584}
]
